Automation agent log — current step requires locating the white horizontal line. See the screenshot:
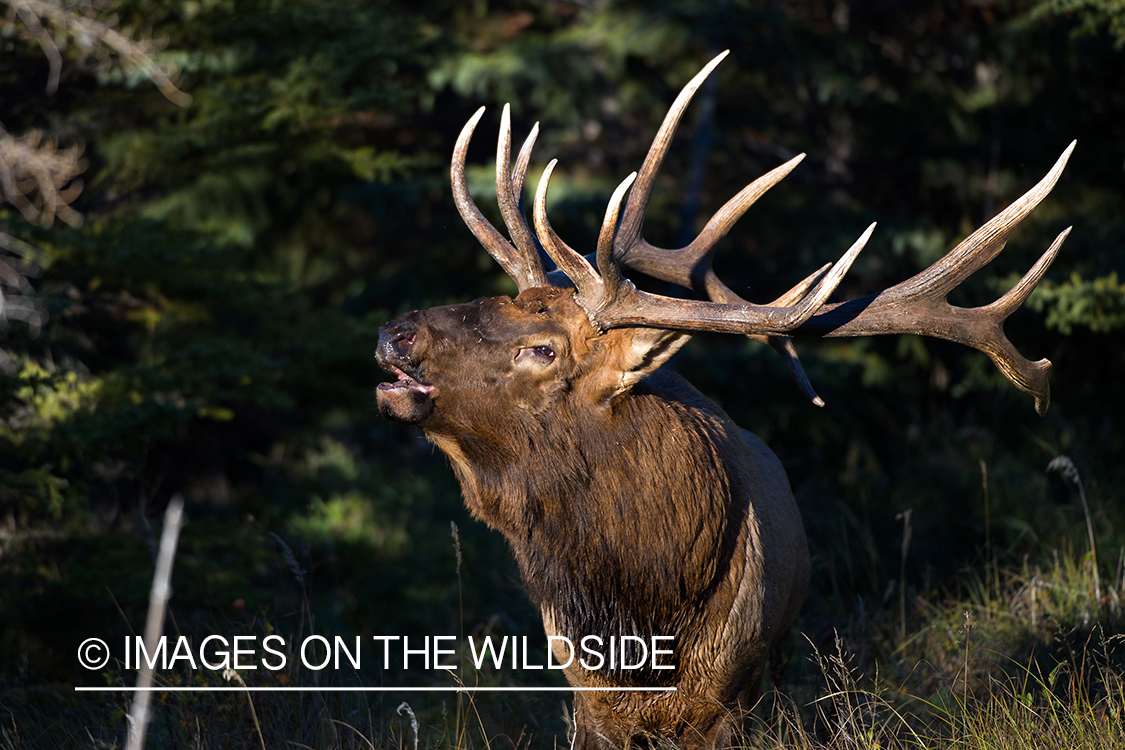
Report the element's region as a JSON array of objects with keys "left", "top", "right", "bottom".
[{"left": 75, "top": 686, "right": 676, "bottom": 693}]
